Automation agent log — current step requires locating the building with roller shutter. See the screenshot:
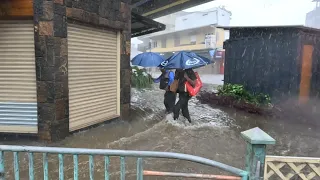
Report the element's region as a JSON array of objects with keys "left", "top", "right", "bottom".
[{"left": 0, "top": 0, "right": 165, "bottom": 141}]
